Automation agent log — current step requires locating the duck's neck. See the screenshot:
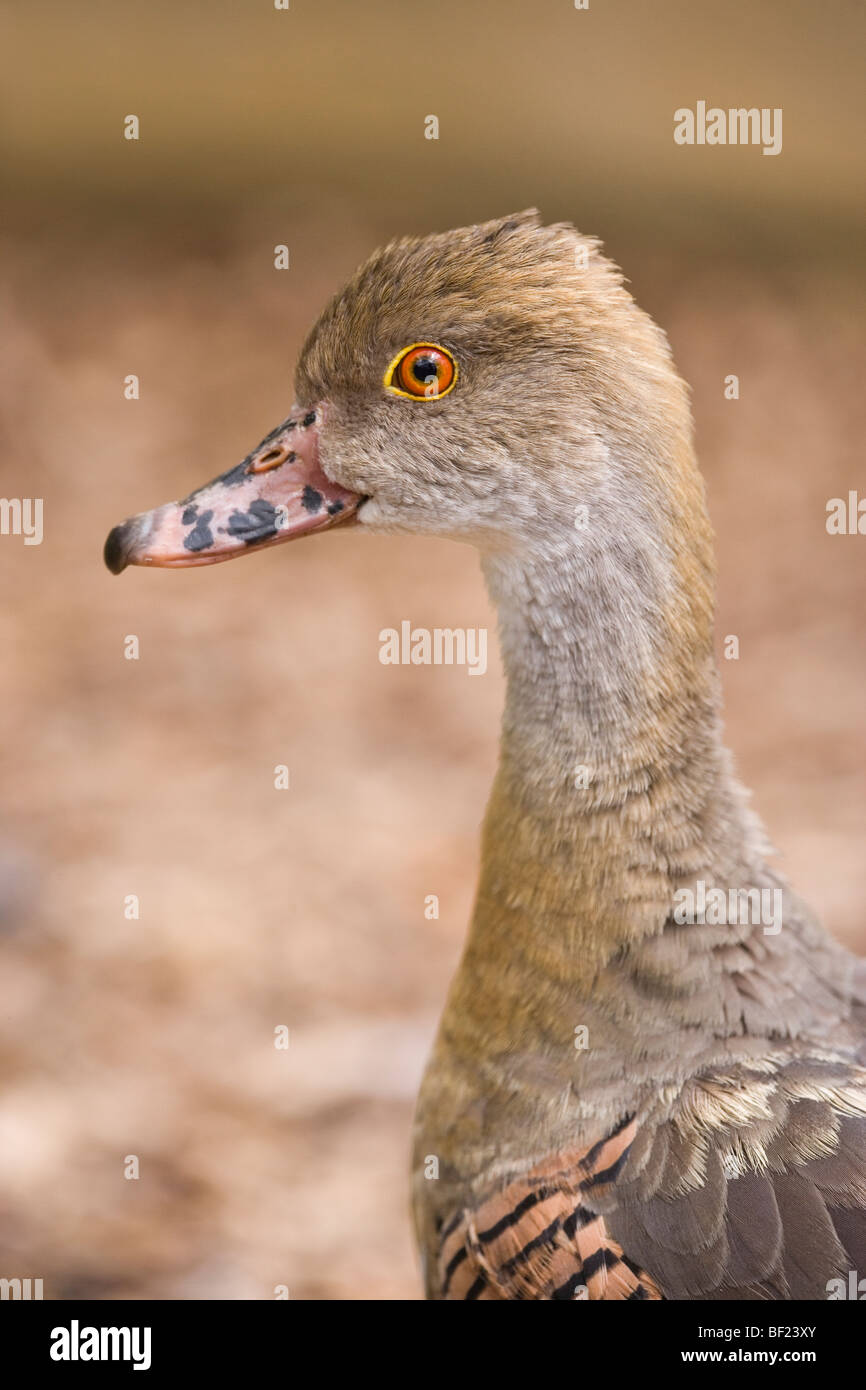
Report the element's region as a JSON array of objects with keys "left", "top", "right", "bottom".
[{"left": 455, "top": 506, "right": 765, "bottom": 1028}]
